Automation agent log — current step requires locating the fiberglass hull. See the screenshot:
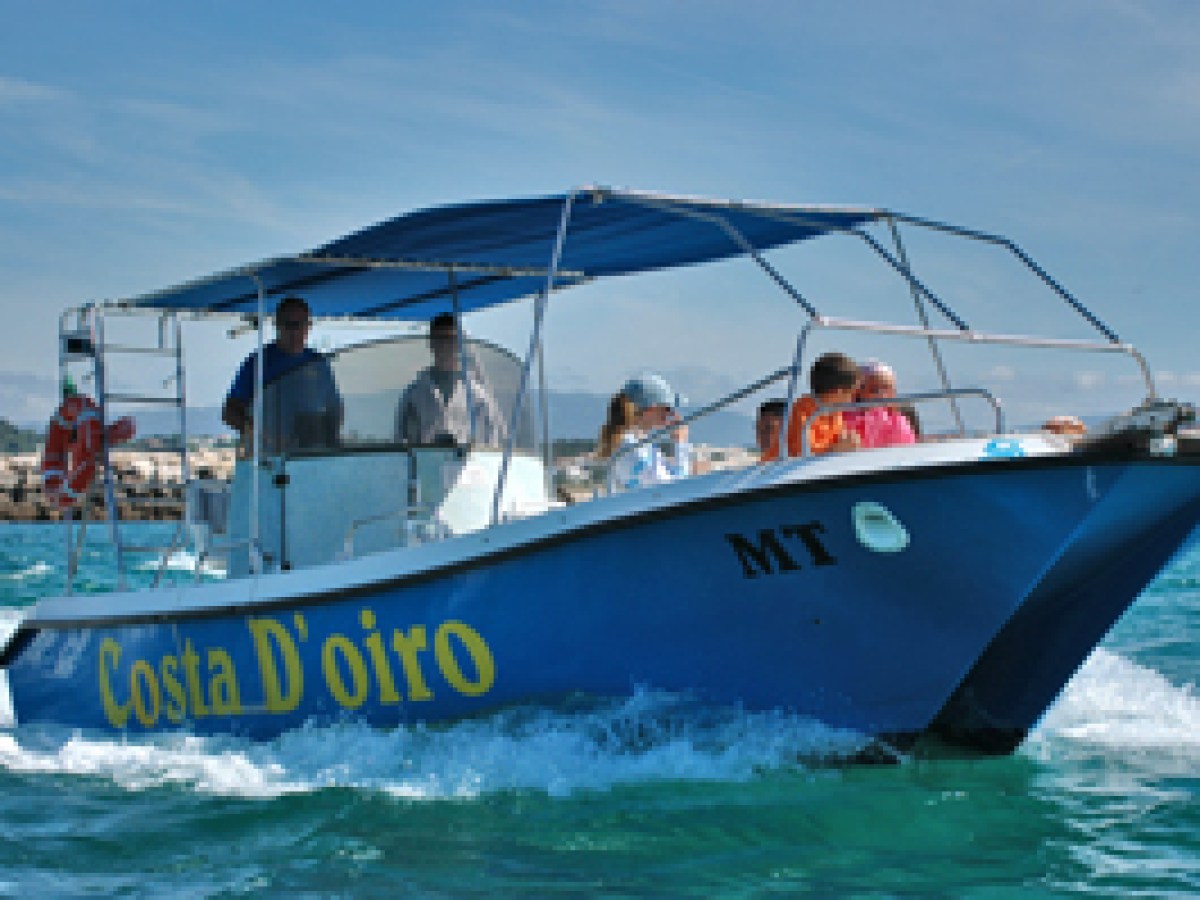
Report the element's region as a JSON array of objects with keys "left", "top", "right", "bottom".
[{"left": 5, "top": 451, "right": 1200, "bottom": 751}]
